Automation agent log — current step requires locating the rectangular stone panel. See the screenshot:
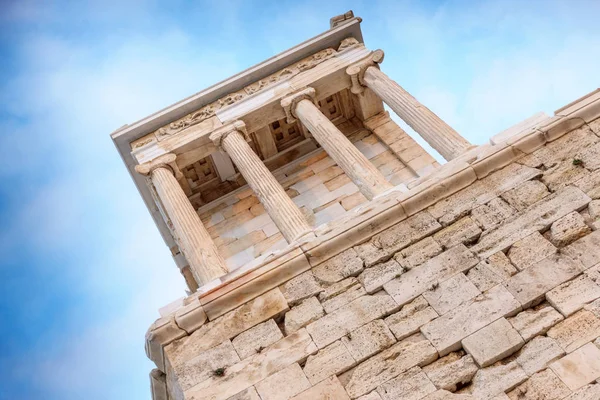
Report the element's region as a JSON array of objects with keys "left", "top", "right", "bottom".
[
  {"left": 467, "top": 361, "right": 528, "bottom": 400},
  {"left": 507, "top": 305, "right": 564, "bottom": 341},
  {"left": 515, "top": 336, "right": 565, "bottom": 376},
  {"left": 423, "top": 273, "right": 481, "bottom": 316},
  {"left": 547, "top": 309, "right": 600, "bottom": 353},
  {"left": 255, "top": 363, "right": 311, "bottom": 400},
  {"left": 384, "top": 296, "right": 438, "bottom": 340},
  {"left": 376, "top": 366, "right": 437, "bottom": 400},
  {"left": 506, "top": 369, "right": 571, "bottom": 400},
  {"left": 563, "top": 230, "right": 600, "bottom": 269},
  {"left": 341, "top": 319, "right": 396, "bottom": 363},
  {"left": 550, "top": 343, "right": 600, "bottom": 391},
  {"left": 303, "top": 340, "right": 355, "bottom": 385},
  {"left": 232, "top": 319, "right": 284, "bottom": 360},
  {"left": 290, "top": 376, "right": 351, "bottom": 400},
  {"left": 461, "top": 318, "right": 524, "bottom": 367},
  {"left": 359, "top": 259, "right": 405, "bottom": 294},
  {"left": 546, "top": 275, "right": 600, "bottom": 317},
  {"left": 422, "top": 351, "right": 478, "bottom": 392}
]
